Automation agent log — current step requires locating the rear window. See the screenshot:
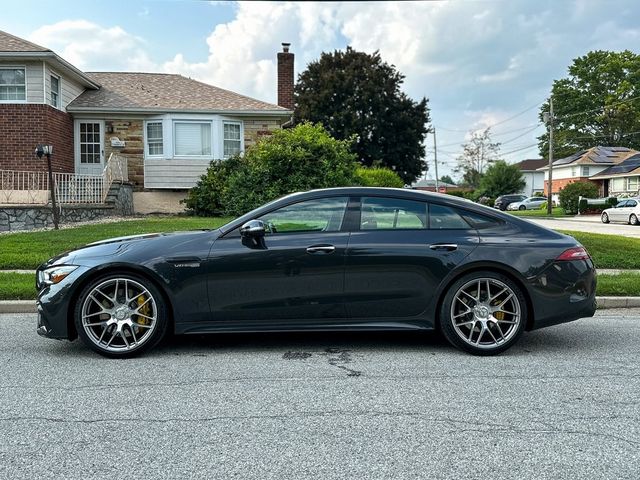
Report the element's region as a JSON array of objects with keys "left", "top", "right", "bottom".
[
  {"left": 458, "top": 210, "right": 503, "bottom": 229},
  {"left": 429, "top": 204, "right": 470, "bottom": 229}
]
